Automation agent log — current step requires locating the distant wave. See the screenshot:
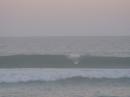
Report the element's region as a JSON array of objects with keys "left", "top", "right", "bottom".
[
  {"left": 0, "top": 54, "right": 130, "bottom": 68},
  {"left": 0, "top": 68, "right": 130, "bottom": 83}
]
